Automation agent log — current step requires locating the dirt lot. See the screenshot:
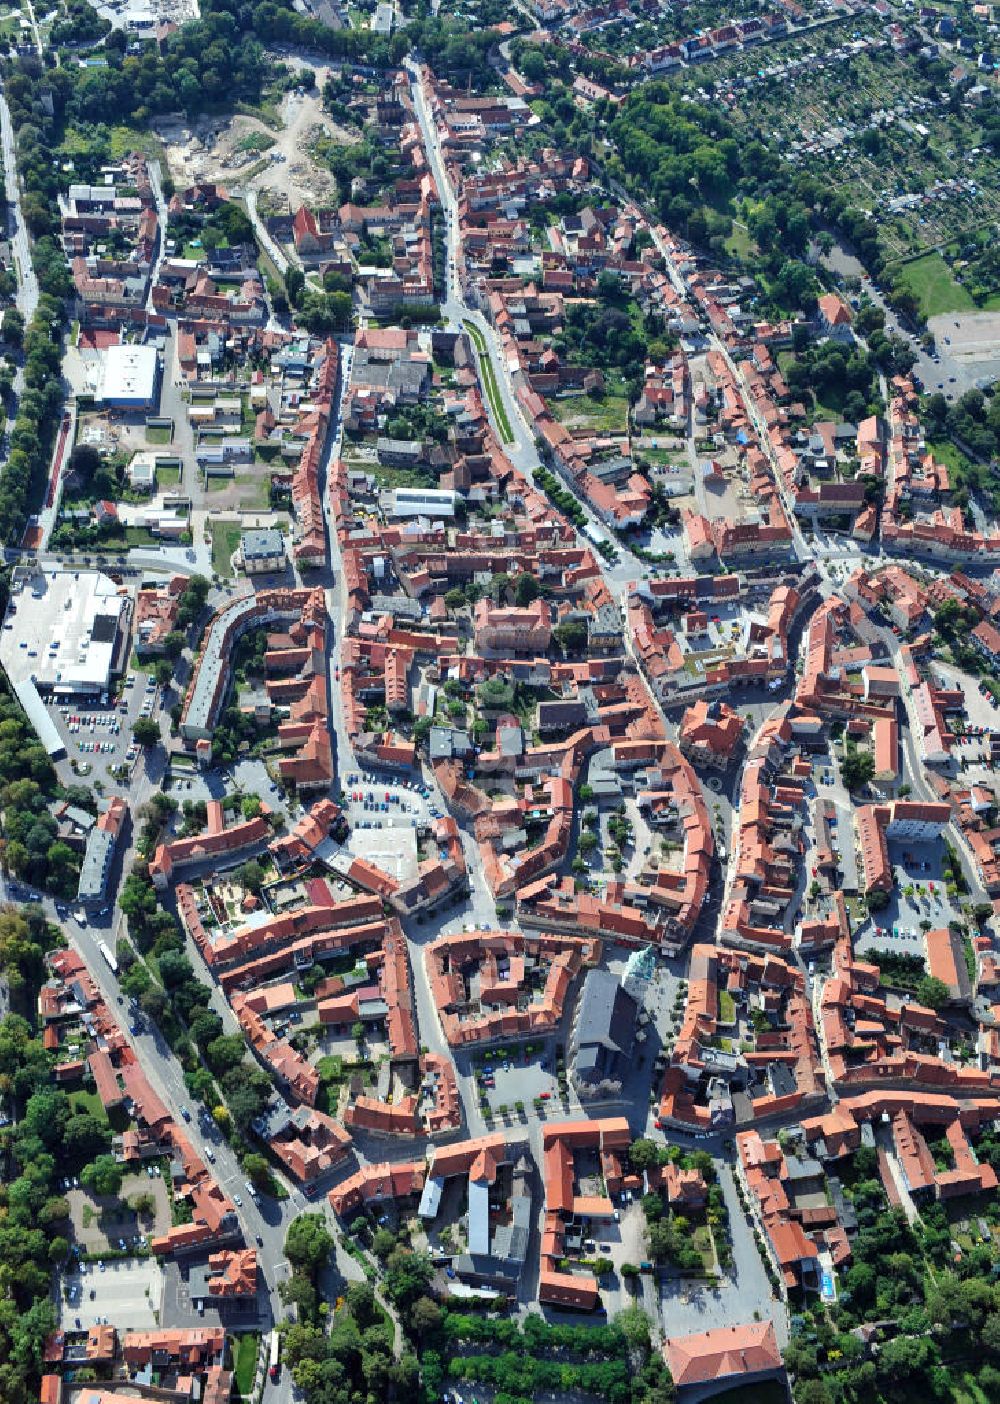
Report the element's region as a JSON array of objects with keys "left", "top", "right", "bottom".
[
  {"left": 156, "top": 78, "right": 359, "bottom": 212},
  {"left": 68, "top": 1172, "right": 171, "bottom": 1253}
]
